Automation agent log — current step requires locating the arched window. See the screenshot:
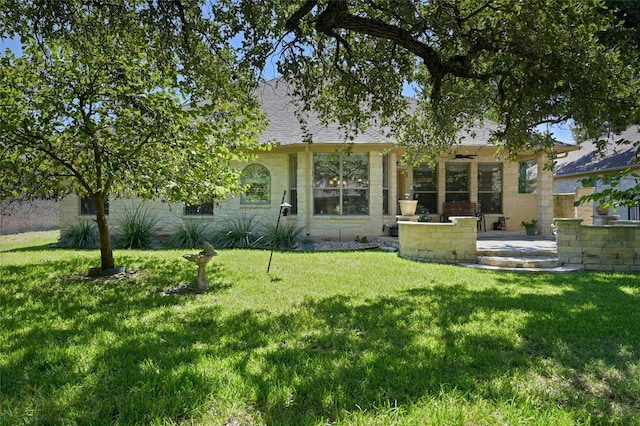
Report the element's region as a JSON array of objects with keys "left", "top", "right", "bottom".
[{"left": 241, "top": 164, "right": 271, "bottom": 205}]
